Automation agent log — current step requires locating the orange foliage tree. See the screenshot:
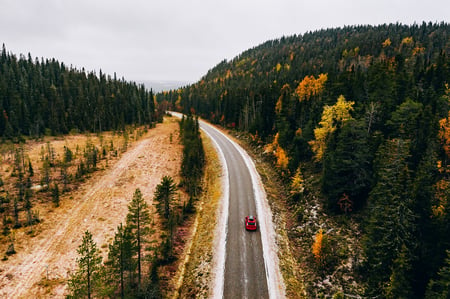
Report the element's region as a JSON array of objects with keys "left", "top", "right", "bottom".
[
  {"left": 264, "top": 132, "right": 289, "bottom": 171},
  {"left": 312, "top": 229, "right": 324, "bottom": 262},
  {"left": 295, "top": 73, "right": 328, "bottom": 102}
]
